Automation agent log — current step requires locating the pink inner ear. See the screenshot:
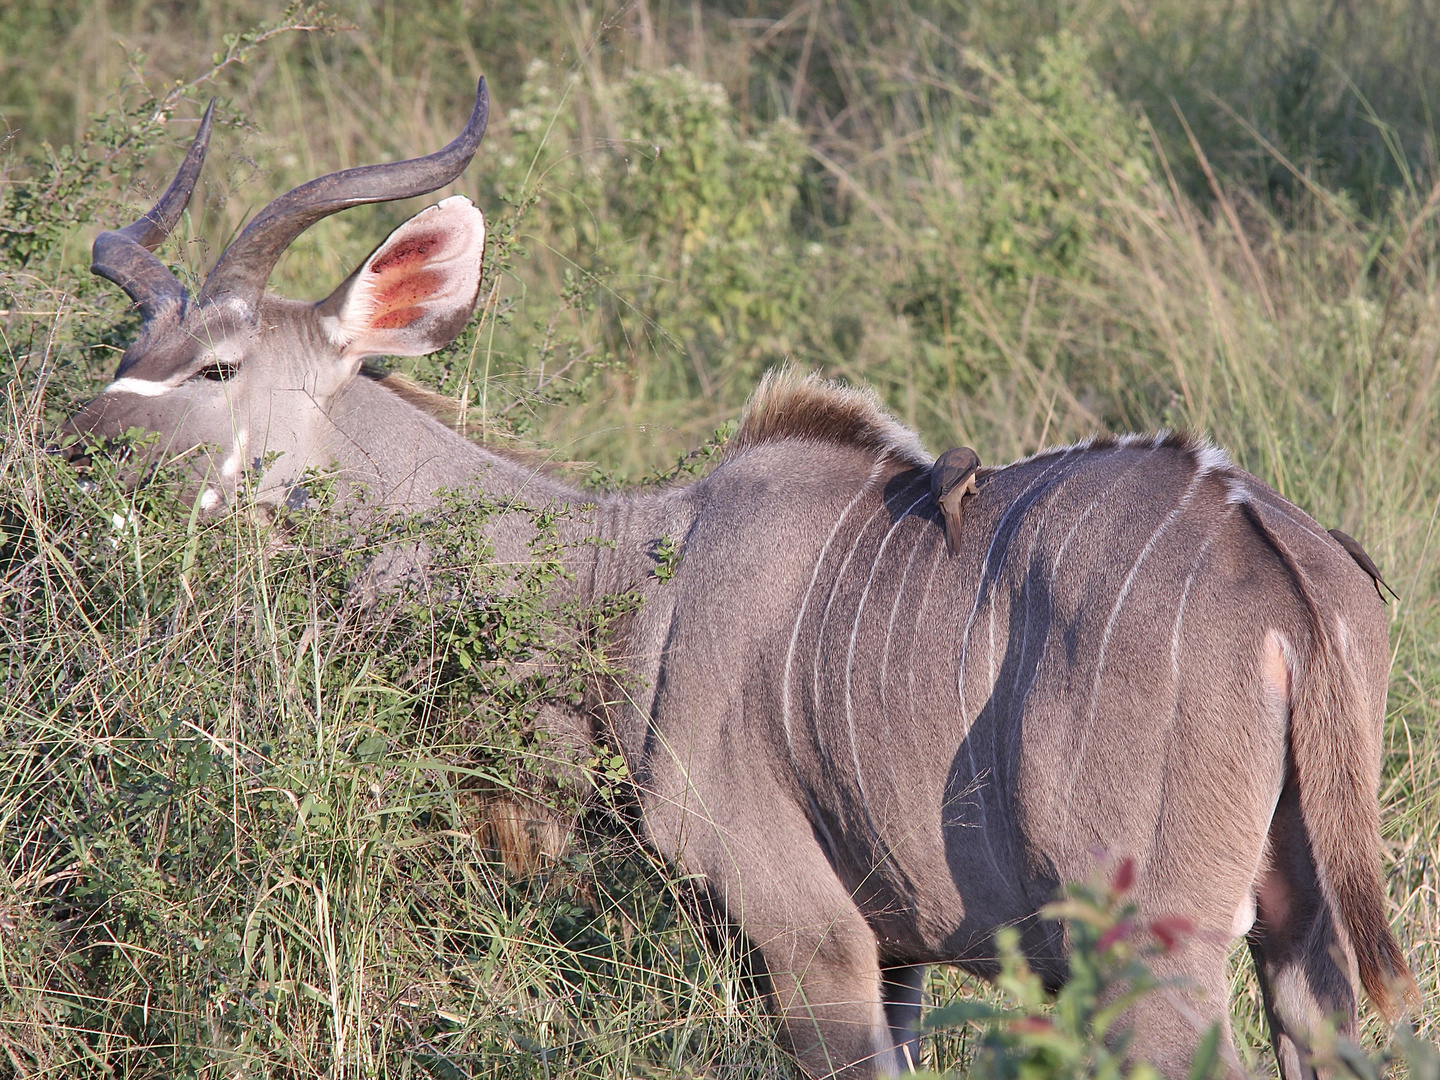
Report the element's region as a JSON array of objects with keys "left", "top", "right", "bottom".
[
  {"left": 366, "top": 261, "right": 445, "bottom": 330},
  {"left": 376, "top": 270, "right": 443, "bottom": 307},
  {"left": 331, "top": 196, "right": 485, "bottom": 356},
  {"left": 370, "top": 230, "right": 446, "bottom": 274},
  {"left": 373, "top": 304, "right": 426, "bottom": 329}
]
